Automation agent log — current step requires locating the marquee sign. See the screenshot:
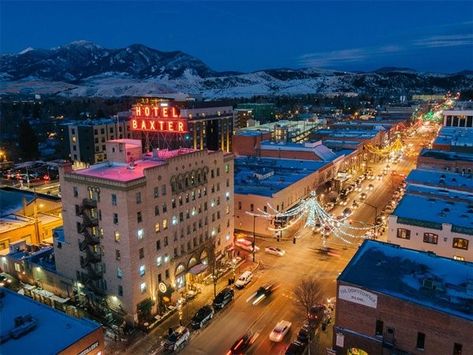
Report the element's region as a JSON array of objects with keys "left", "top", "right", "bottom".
[
  {"left": 338, "top": 285, "right": 378, "bottom": 308},
  {"left": 130, "top": 100, "right": 188, "bottom": 133}
]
